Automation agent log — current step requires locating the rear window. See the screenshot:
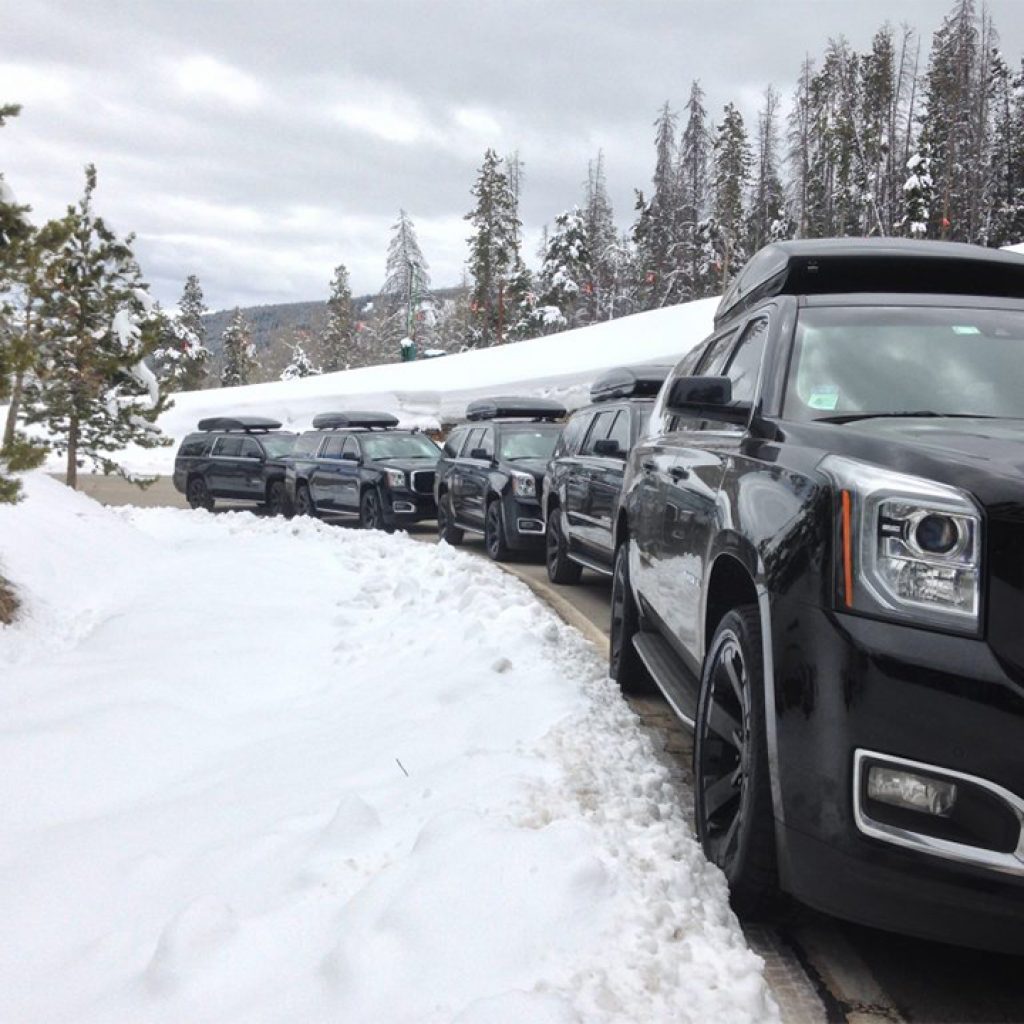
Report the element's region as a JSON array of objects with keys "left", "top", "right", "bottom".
[
  {"left": 178, "top": 437, "right": 206, "bottom": 458},
  {"left": 293, "top": 433, "right": 323, "bottom": 457}
]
